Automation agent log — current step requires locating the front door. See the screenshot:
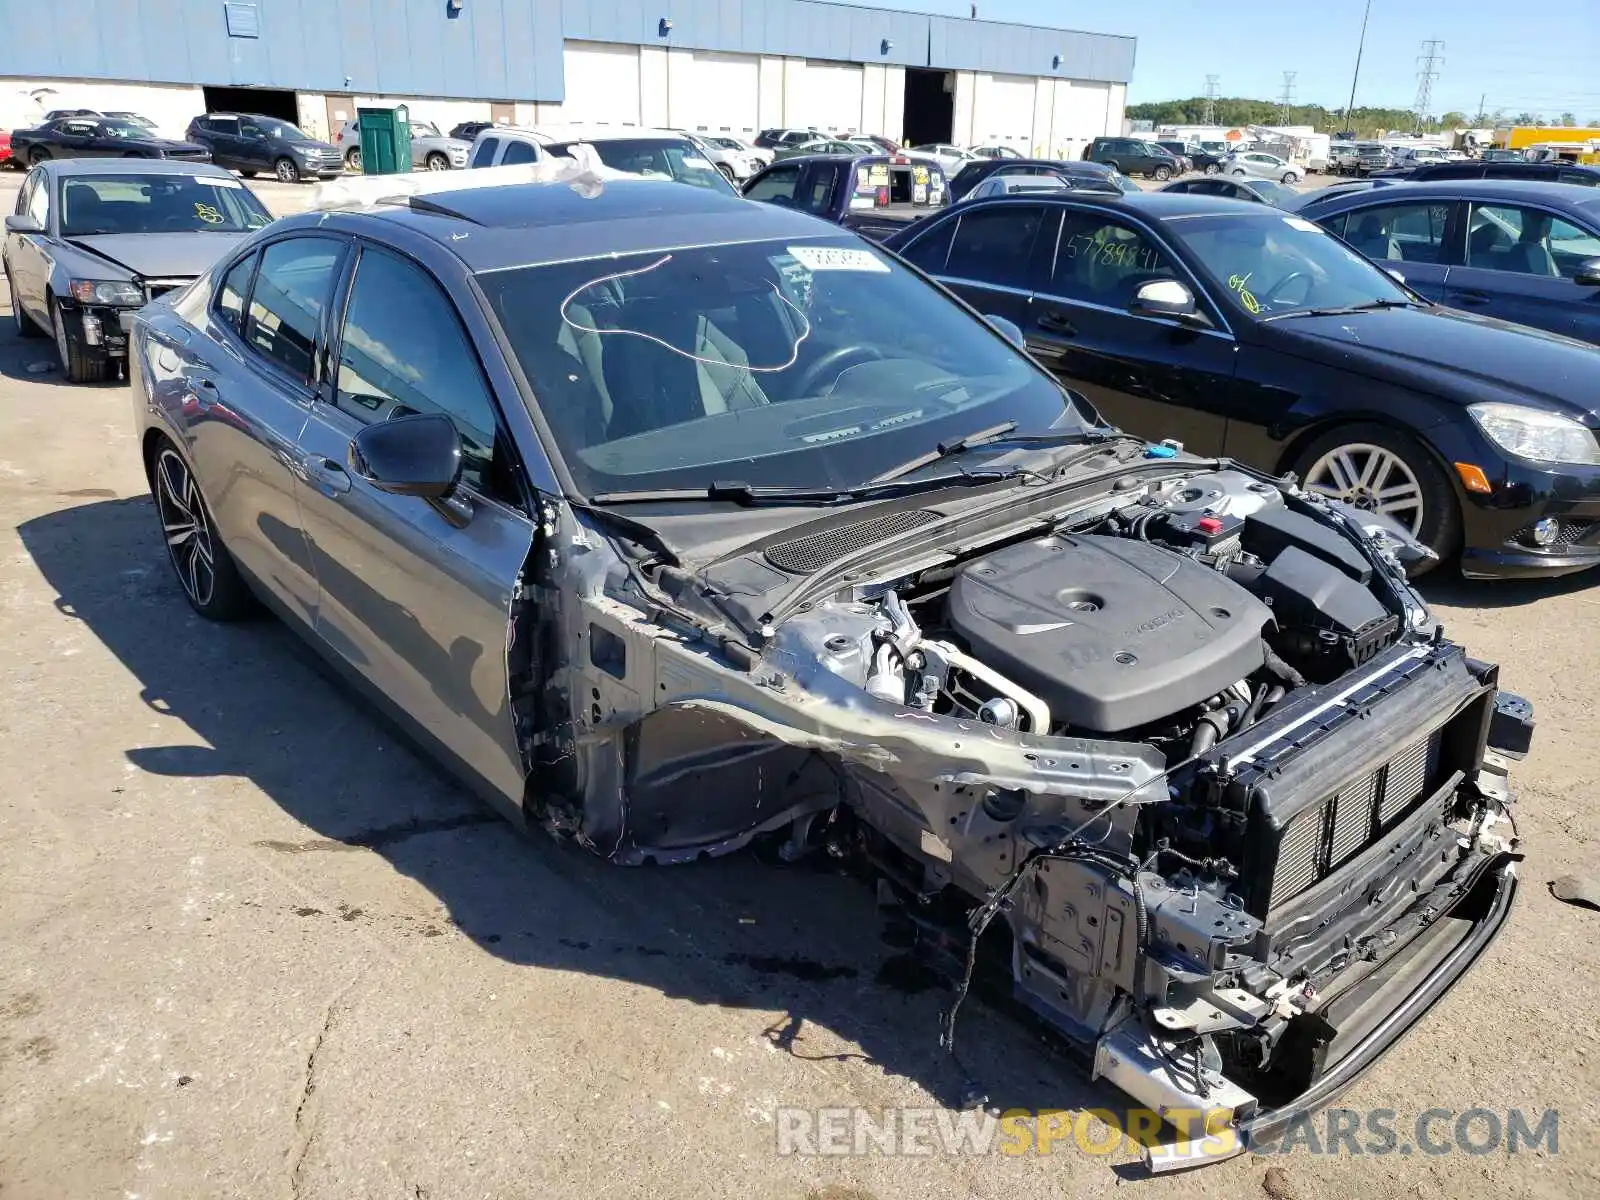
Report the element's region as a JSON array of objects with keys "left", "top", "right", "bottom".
[
  {"left": 1445, "top": 200, "right": 1600, "bottom": 343},
  {"left": 54, "top": 119, "right": 101, "bottom": 158},
  {"left": 291, "top": 240, "right": 536, "bottom": 809},
  {"left": 237, "top": 119, "right": 273, "bottom": 173},
  {"left": 904, "top": 201, "right": 1056, "bottom": 331},
  {"left": 1023, "top": 207, "right": 1238, "bottom": 455}
]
